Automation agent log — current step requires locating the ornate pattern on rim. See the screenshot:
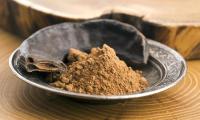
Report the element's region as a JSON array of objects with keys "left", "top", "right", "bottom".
[{"left": 149, "top": 40, "right": 185, "bottom": 91}]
